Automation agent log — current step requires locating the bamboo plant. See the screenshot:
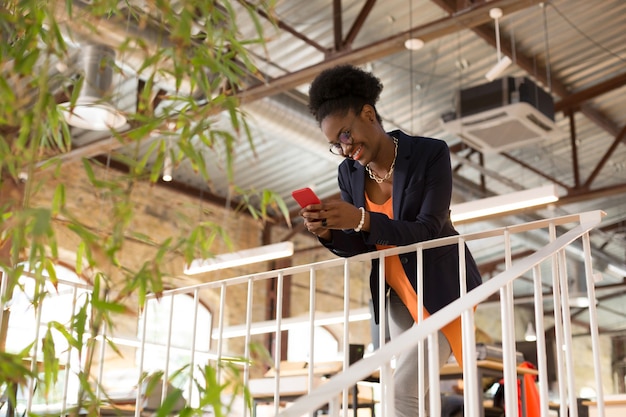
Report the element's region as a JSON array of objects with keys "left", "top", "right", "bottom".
[{"left": 0, "top": 1, "right": 284, "bottom": 415}]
